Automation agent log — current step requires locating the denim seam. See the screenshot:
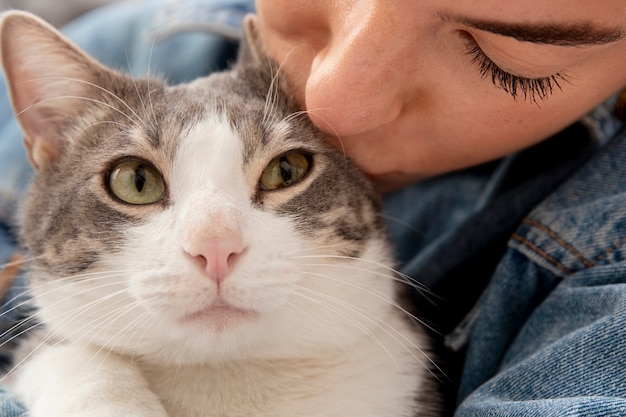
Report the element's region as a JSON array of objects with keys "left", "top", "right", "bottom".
[
  {"left": 594, "top": 236, "right": 626, "bottom": 264},
  {"left": 511, "top": 233, "right": 575, "bottom": 275},
  {"left": 522, "top": 218, "right": 594, "bottom": 268},
  {"left": 527, "top": 219, "right": 626, "bottom": 267},
  {"left": 517, "top": 218, "right": 626, "bottom": 275}
]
